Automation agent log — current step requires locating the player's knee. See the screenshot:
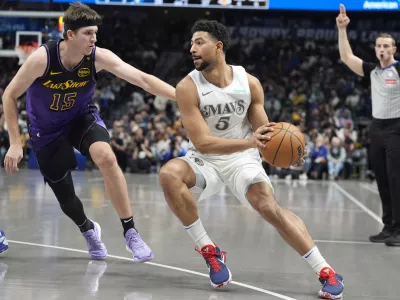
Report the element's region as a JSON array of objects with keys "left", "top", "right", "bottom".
[
  {"left": 91, "top": 146, "right": 117, "bottom": 170},
  {"left": 247, "top": 182, "right": 278, "bottom": 217},
  {"left": 159, "top": 161, "right": 184, "bottom": 188},
  {"left": 47, "top": 172, "right": 76, "bottom": 205}
]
